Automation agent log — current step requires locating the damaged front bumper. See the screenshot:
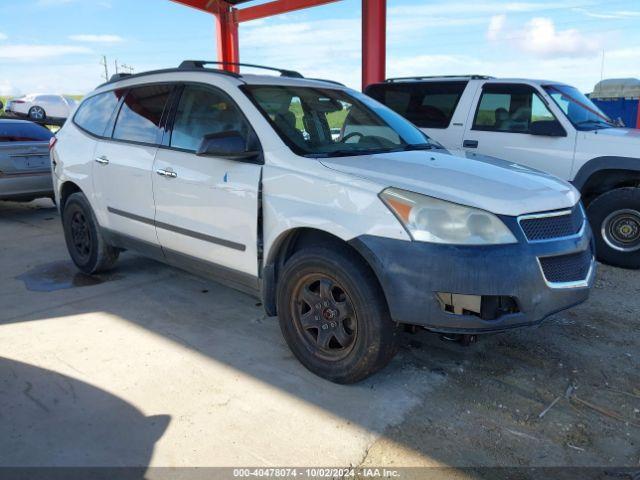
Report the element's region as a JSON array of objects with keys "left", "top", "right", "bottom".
[{"left": 350, "top": 214, "right": 595, "bottom": 334}]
